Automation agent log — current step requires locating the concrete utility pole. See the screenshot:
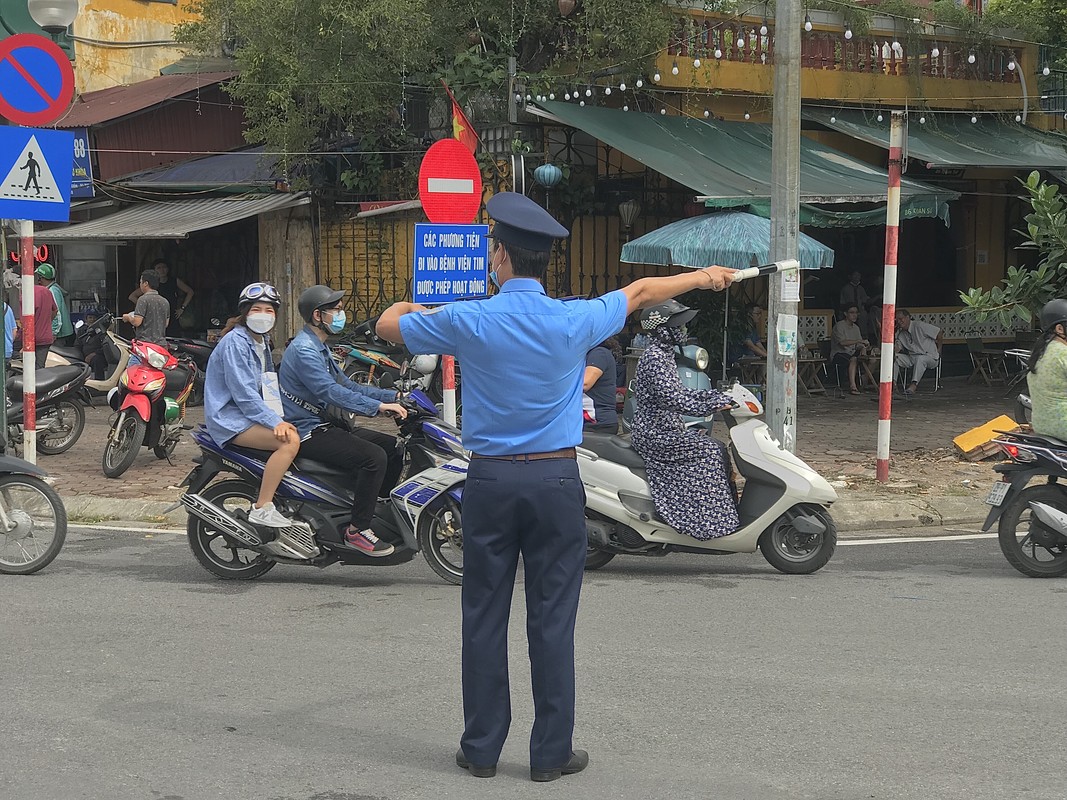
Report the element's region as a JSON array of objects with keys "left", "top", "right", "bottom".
[{"left": 767, "top": 0, "right": 802, "bottom": 451}]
